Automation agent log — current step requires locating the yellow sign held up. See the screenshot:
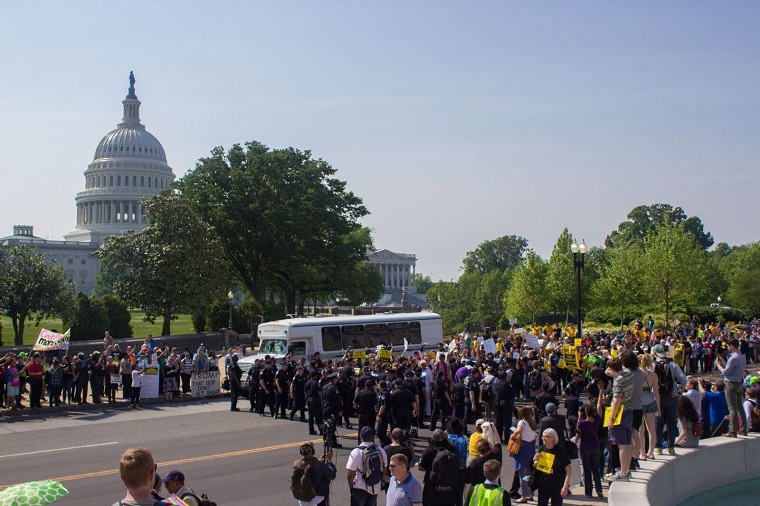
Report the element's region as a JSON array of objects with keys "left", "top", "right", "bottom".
[
  {"left": 673, "top": 343, "right": 685, "bottom": 368},
  {"left": 574, "top": 338, "right": 582, "bottom": 347},
  {"left": 562, "top": 345, "right": 580, "bottom": 370},
  {"left": 535, "top": 451, "right": 555, "bottom": 474},
  {"left": 351, "top": 350, "right": 367, "bottom": 362},
  {"left": 377, "top": 349, "right": 392, "bottom": 364},
  {"left": 605, "top": 405, "right": 624, "bottom": 426}
]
